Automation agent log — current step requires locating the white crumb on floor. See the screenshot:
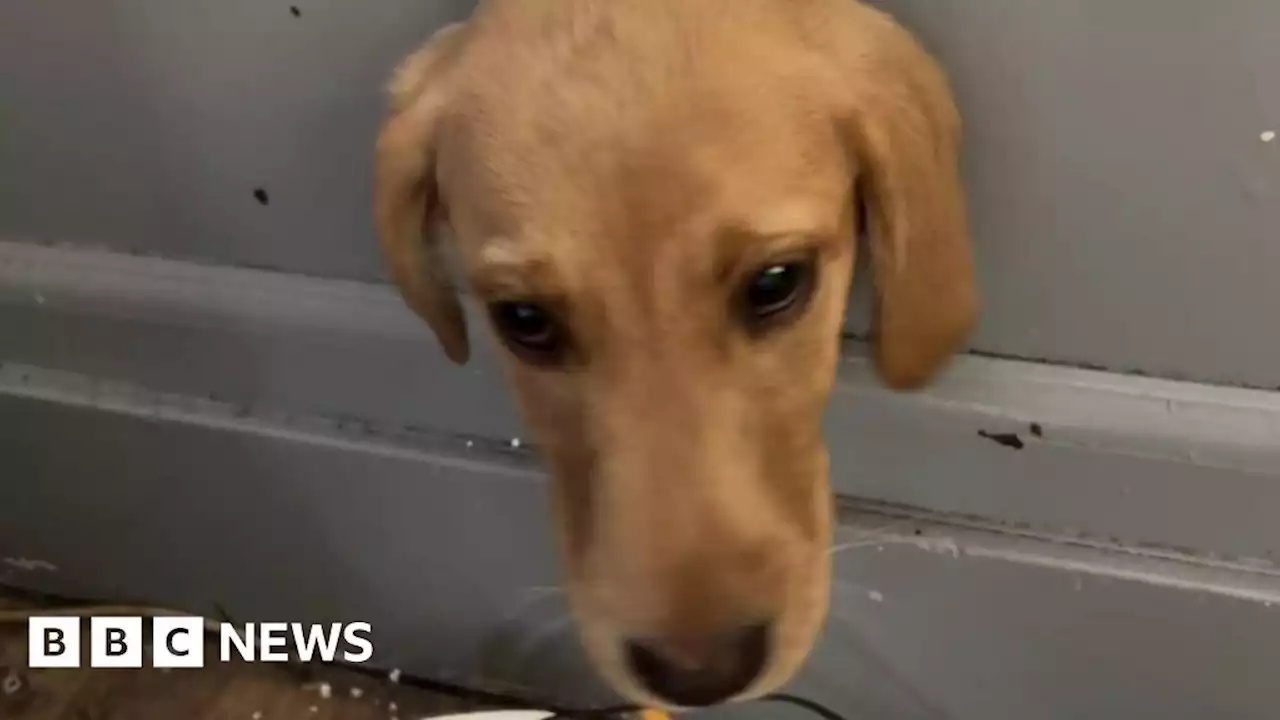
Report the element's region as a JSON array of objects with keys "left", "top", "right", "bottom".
[
  {"left": 318, "top": 682, "right": 332, "bottom": 699},
  {"left": 388, "top": 701, "right": 399, "bottom": 712},
  {"left": 867, "top": 590, "right": 884, "bottom": 602},
  {"left": 1262, "top": 130, "right": 1276, "bottom": 143},
  {"left": 509, "top": 437, "right": 522, "bottom": 448},
  {"left": 308, "top": 706, "right": 318, "bottom": 714},
  {"left": 917, "top": 536, "right": 962, "bottom": 558},
  {"left": 350, "top": 686, "right": 364, "bottom": 698},
  {"left": 389, "top": 668, "right": 402, "bottom": 684},
  {"left": 251, "top": 712, "right": 262, "bottom": 720},
  {"left": 465, "top": 440, "right": 474, "bottom": 448}
]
